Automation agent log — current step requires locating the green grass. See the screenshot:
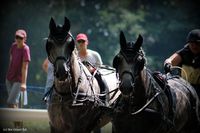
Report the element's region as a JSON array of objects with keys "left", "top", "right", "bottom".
[
  {"left": 0, "top": 120, "right": 50, "bottom": 133},
  {"left": 0, "top": 121, "right": 112, "bottom": 133},
  {"left": 101, "top": 122, "right": 112, "bottom": 133}
]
